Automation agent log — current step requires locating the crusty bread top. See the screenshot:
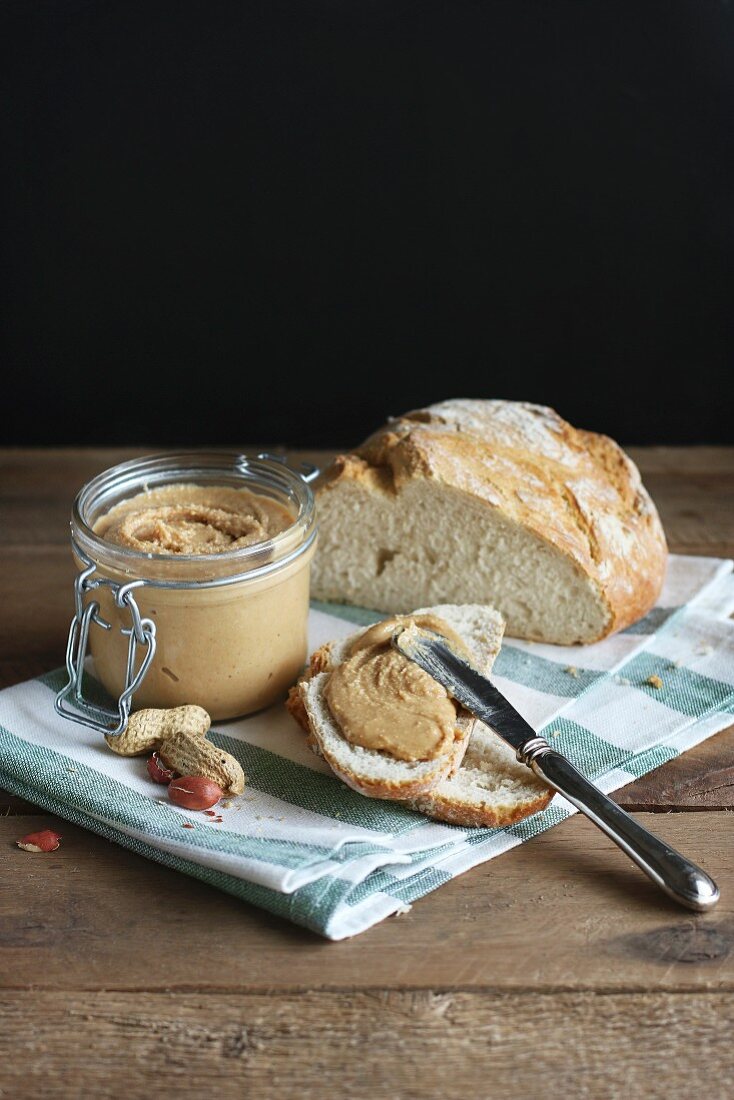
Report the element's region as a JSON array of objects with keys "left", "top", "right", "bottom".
[{"left": 318, "top": 399, "right": 668, "bottom": 636}]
